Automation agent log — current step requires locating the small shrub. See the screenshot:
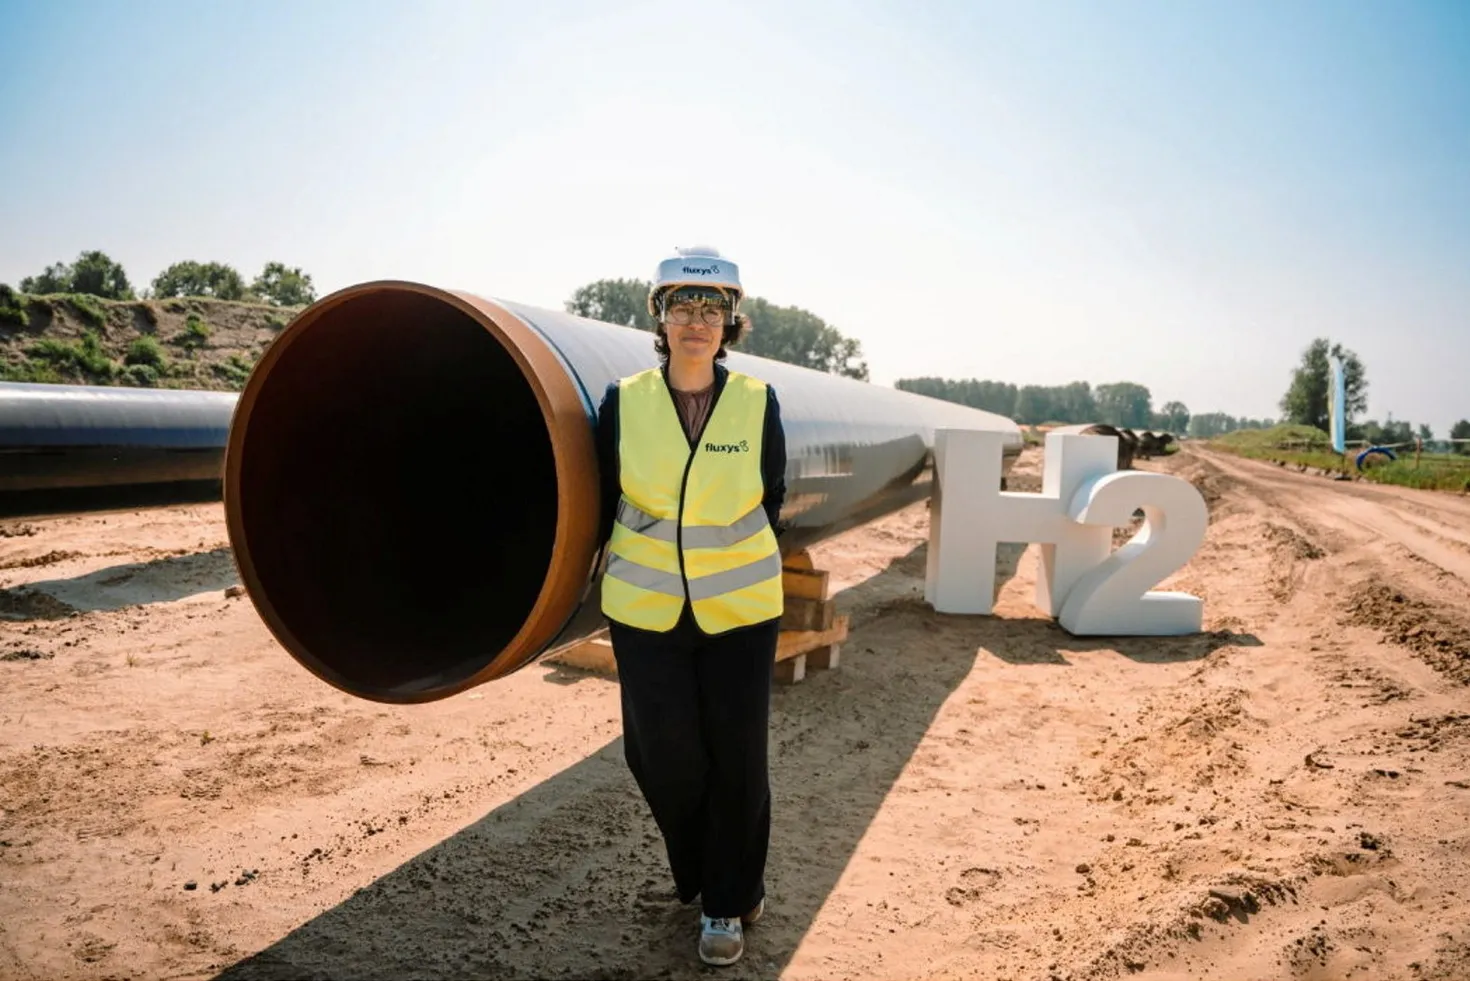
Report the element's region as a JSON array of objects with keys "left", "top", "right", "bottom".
[
  {"left": 75, "top": 330, "right": 113, "bottom": 377},
  {"left": 172, "top": 313, "right": 211, "bottom": 351},
  {"left": 126, "top": 336, "right": 167, "bottom": 369},
  {"left": 24, "top": 329, "right": 118, "bottom": 382},
  {"left": 0, "top": 284, "right": 27, "bottom": 327},
  {"left": 122, "top": 363, "right": 160, "bottom": 387},
  {"left": 210, "top": 352, "right": 255, "bottom": 387},
  {"left": 265, "top": 314, "right": 286, "bottom": 330},
  {"left": 25, "top": 338, "right": 75, "bottom": 362},
  {"left": 0, "top": 357, "right": 63, "bottom": 383},
  {"left": 166, "top": 299, "right": 187, "bottom": 314},
  {"left": 67, "top": 293, "right": 106, "bottom": 327},
  {"left": 162, "top": 362, "right": 204, "bottom": 386}
]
